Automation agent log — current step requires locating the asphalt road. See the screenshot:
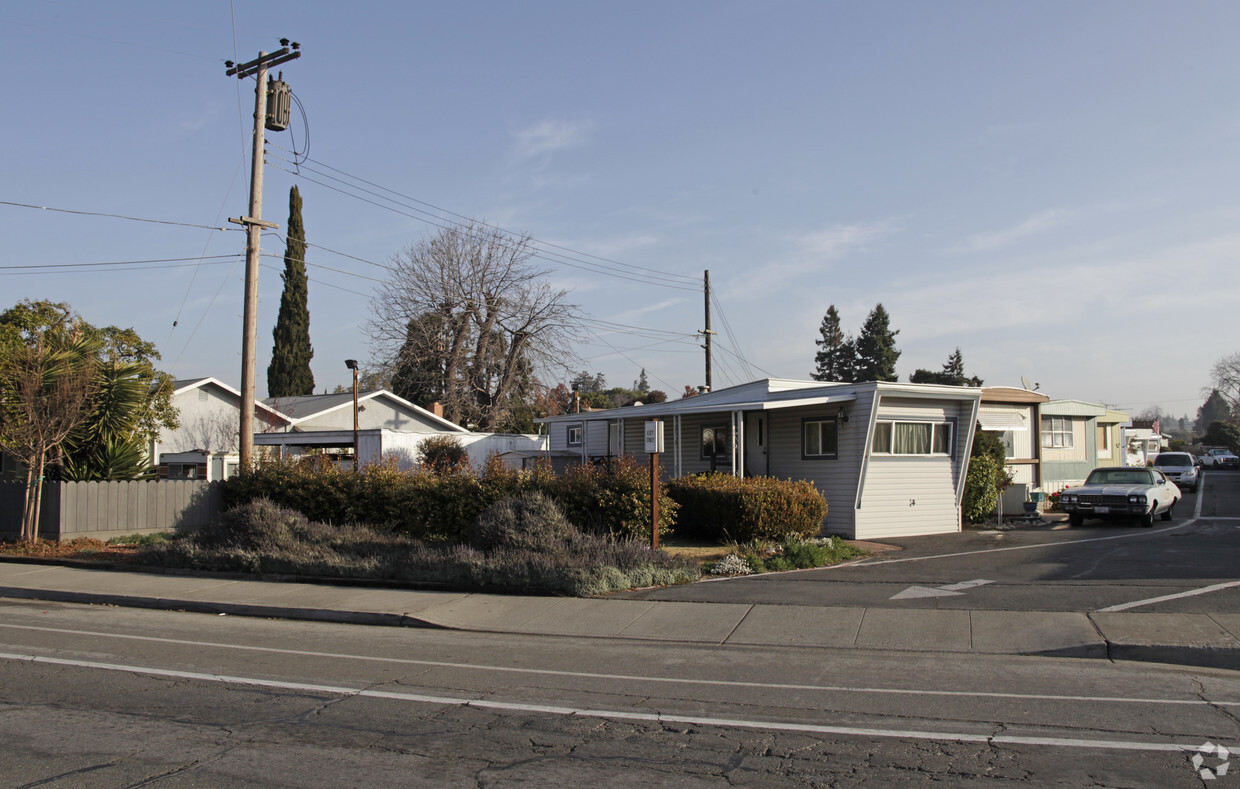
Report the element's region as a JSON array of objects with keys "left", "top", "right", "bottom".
[
  {"left": 616, "top": 469, "right": 1240, "bottom": 615},
  {"left": 1, "top": 601, "right": 1237, "bottom": 787}
]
